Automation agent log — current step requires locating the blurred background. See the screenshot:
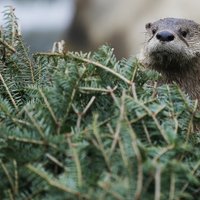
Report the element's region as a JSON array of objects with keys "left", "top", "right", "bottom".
[{"left": 1, "top": 0, "right": 200, "bottom": 58}]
